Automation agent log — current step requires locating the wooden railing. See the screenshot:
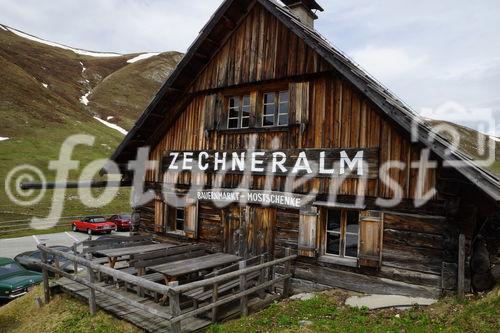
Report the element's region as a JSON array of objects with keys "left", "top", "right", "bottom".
[
  {"left": 36, "top": 243, "right": 173, "bottom": 320},
  {"left": 35, "top": 244, "right": 296, "bottom": 333}
]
